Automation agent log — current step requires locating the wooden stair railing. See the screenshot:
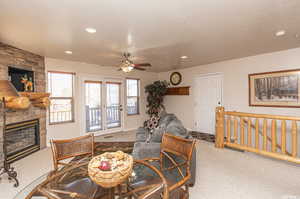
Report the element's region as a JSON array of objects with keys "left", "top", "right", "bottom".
[
  {"left": 240, "top": 118, "right": 292, "bottom": 156},
  {"left": 215, "top": 107, "right": 300, "bottom": 164}
]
